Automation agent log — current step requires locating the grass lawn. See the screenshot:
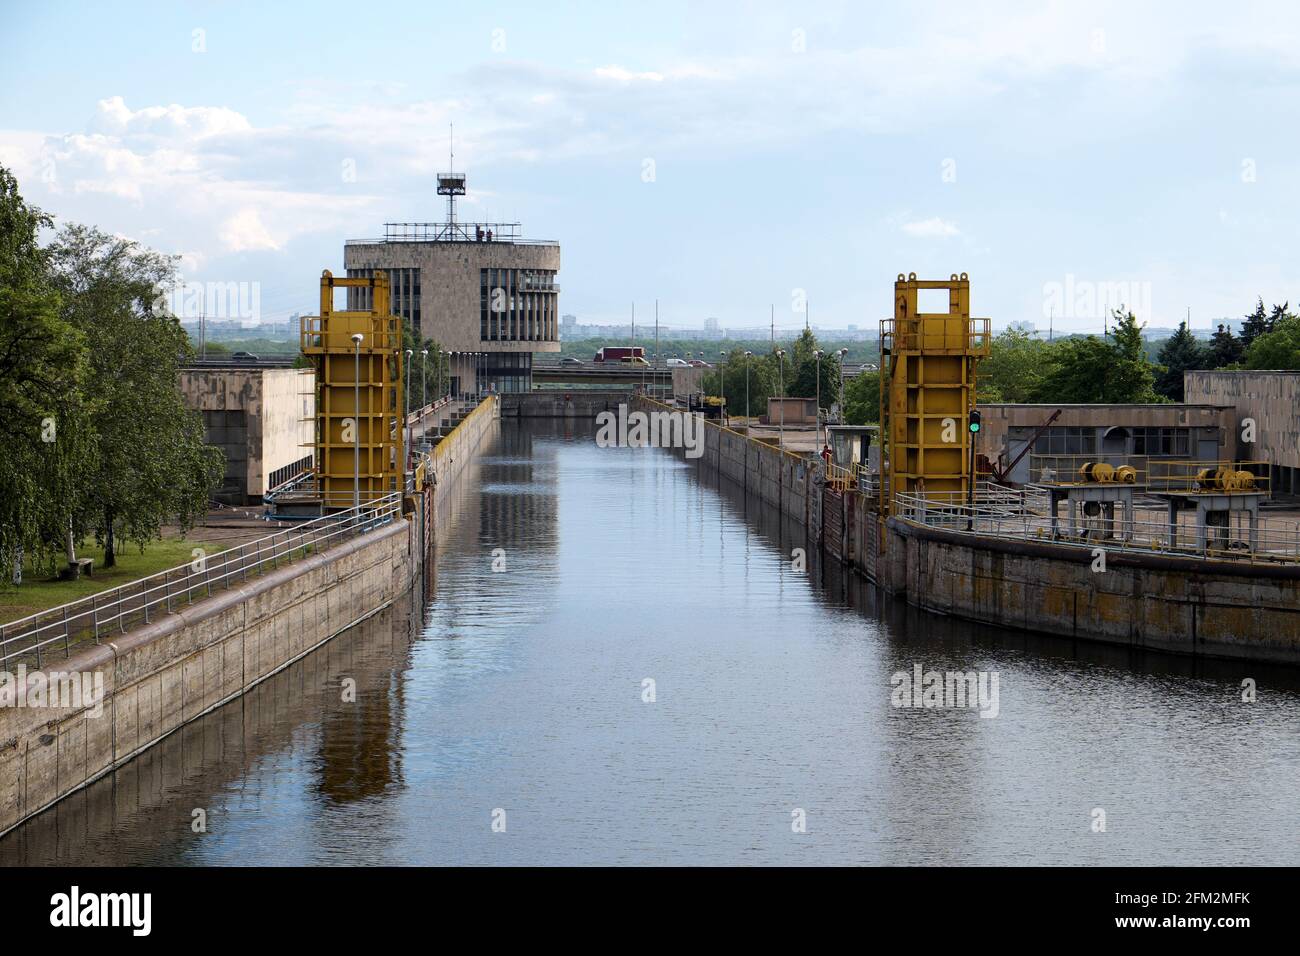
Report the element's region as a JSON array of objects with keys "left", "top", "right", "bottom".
[{"left": 0, "top": 538, "right": 224, "bottom": 626}]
